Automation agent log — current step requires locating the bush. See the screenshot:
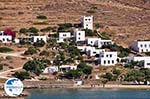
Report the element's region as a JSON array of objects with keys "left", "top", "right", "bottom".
[
  {"left": 14, "top": 71, "right": 30, "bottom": 81},
  {"left": 0, "top": 64, "right": 3, "bottom": 70},
  {"left": 19, "top": 28, "right": 28, "bottom": 34},
  {"left": 36, "top": 15, "right": 47, "bottom": 19},
  {"left": 33, "top": 21, "right": 49, "bottom": 25},
  {"left": 64, "top": 70, "right": 81, "bottom": 79},
  {"left": 24, "top": 47, "right": 37, "bottom": 55},
  {"left": 0, "top": 47, "right": 14, "bottom": 53},
  {"left": 23, "top": 58, "right": 46, "bottom": 76},
  {"left": 39, "top": 50, "right": 50, "bottom": 56},
  {"left": 28, "top": 27, "right": 39, "bottom": 34},
  {"left": 33, "top": 40, "right": 45, "bottom": 47},
  {"left": 77, "top": 63, "right": 93, "bottom": 75},
  {"left": 6, "top": 56, "right": 12, "bottom": 60},
  {"left": 58, "top": 23, "right": 72, "bottom": 32},
  {"left": 100, "top": 32, "right": 110, "bottom": 40},
  {"left": 84, "top": 29, "right": 97, "bottom": 37}
]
